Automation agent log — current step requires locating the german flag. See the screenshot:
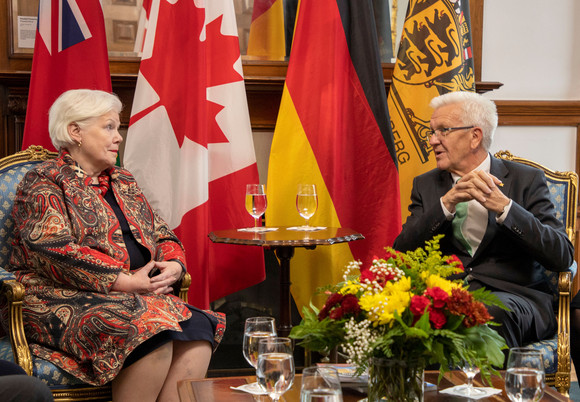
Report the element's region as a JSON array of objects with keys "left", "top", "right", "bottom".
[
  {"left": 266, "top": 0, "right": 401, "bottom": 312},
  {"left": 247, "top": 0, "right": 285, "bottom": 59},
  {"left": 388, "top": 0, "right": 475, "bottom": 220}
]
